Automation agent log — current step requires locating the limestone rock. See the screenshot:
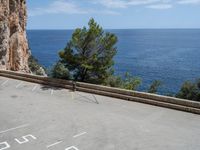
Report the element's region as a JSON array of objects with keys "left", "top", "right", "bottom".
[{"left": 0, "top": 0, "right": 30, "bottom": 72}]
